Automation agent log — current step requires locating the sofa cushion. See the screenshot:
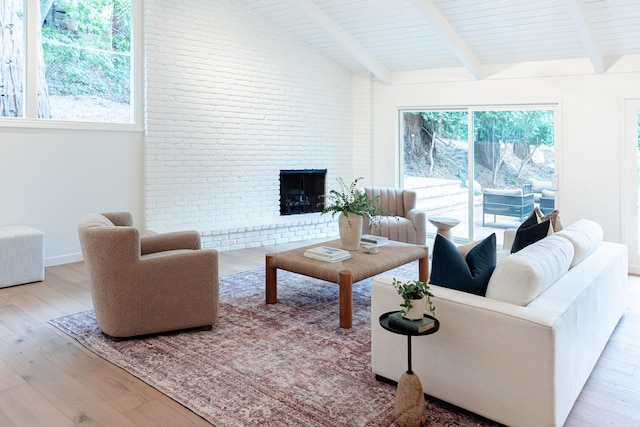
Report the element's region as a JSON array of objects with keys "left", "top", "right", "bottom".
[
  {"left": 486, "top": 235, "right": 574, "bottom": 306},
  {"left": 430, "top": 233, "right": 496, "bottom": 296},
  {"left": 554, "top": 219, "right": 603, "bottom": 268},
  {"left": 511, "top": 216, "right": 552, "bottom": 253}
]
